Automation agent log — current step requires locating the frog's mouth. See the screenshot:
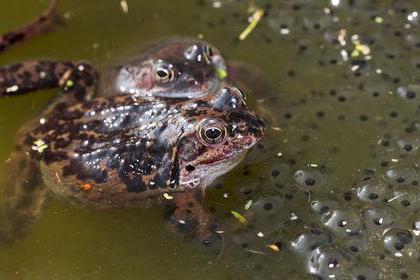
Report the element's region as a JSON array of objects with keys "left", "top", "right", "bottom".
[{"left": 178, "top": 150, "right": 248, "bottom": 189}]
